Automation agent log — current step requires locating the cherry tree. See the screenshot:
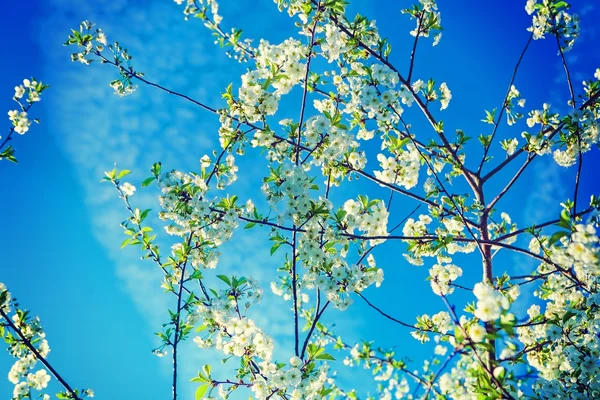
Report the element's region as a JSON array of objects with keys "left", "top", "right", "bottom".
[{"left": 3, "top": 0, "right": 600, "bottom": 399}]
